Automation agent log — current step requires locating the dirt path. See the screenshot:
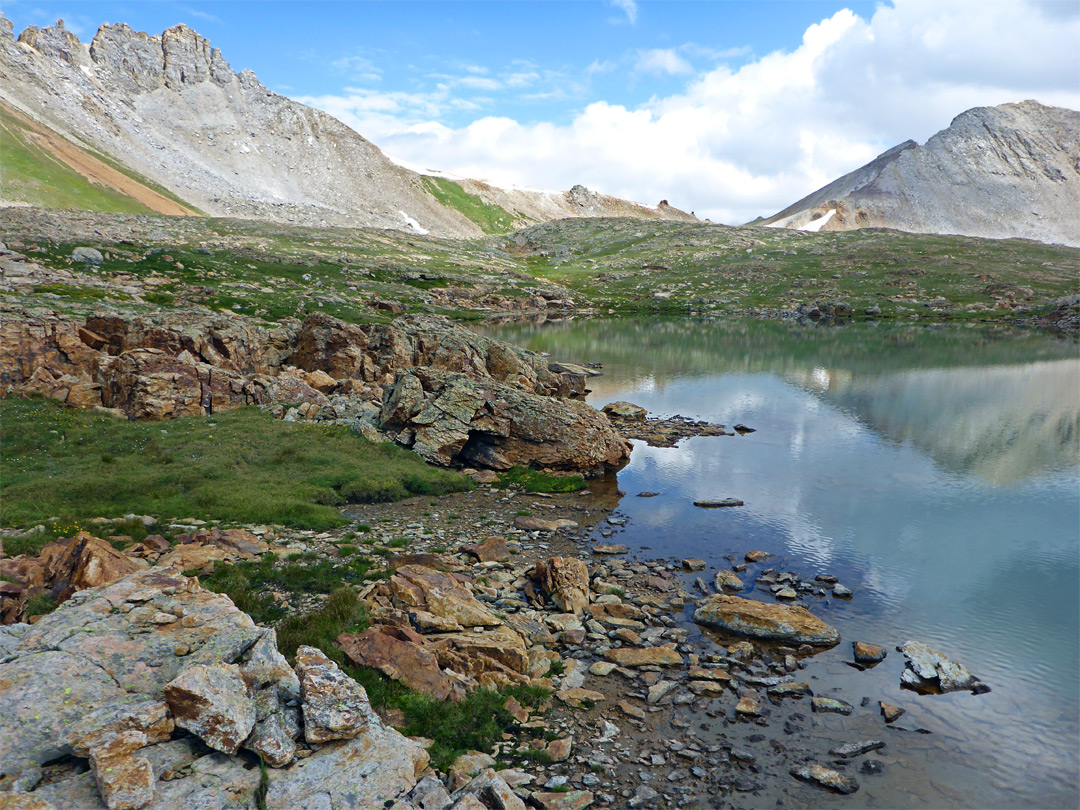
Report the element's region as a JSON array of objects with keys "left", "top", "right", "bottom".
[{"left": 3, "top": 103, "right": 199, "bottom": 217}]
